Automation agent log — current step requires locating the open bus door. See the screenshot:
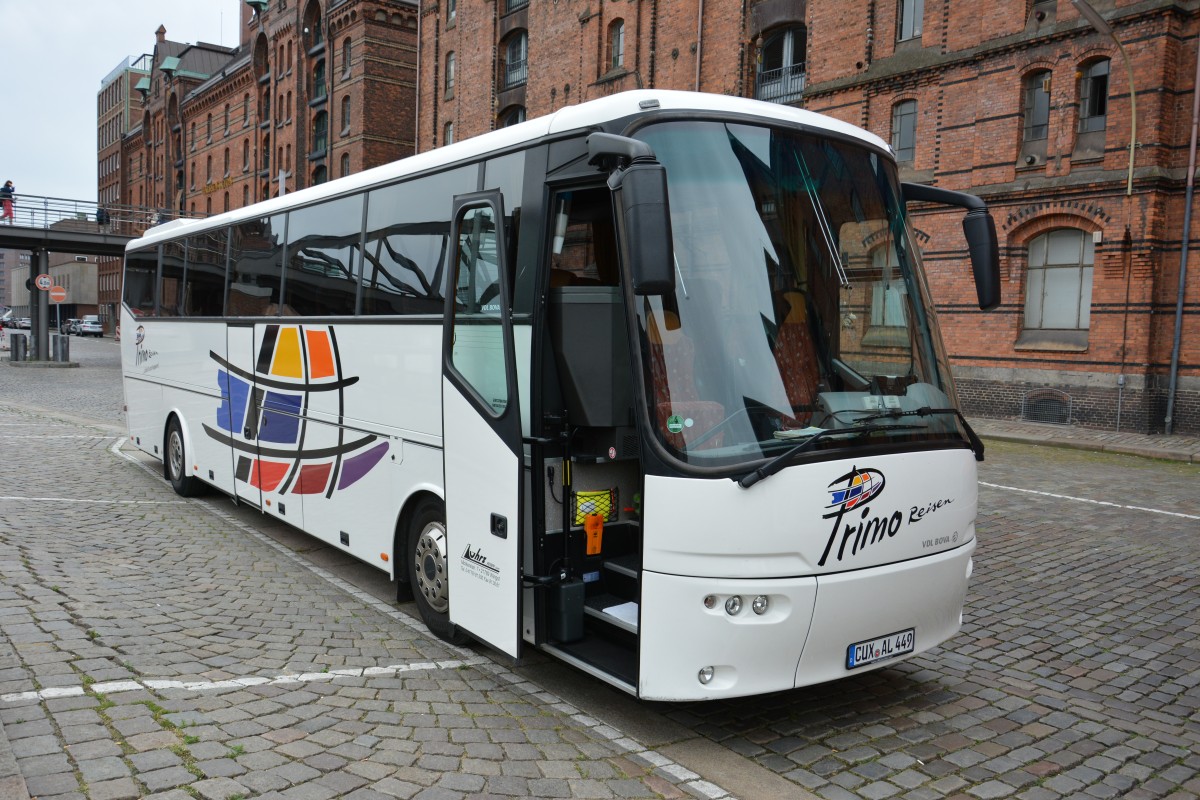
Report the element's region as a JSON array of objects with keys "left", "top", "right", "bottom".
[{"left": 441, "top": 192, "right": 523, "bottom": 657}]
